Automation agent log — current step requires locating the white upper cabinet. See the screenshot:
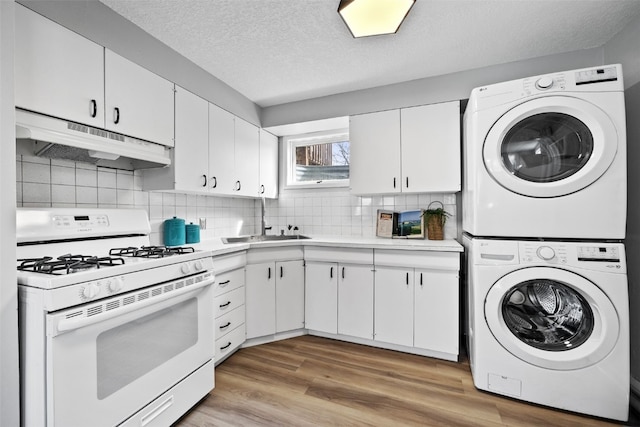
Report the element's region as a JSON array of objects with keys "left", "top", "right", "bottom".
[
  {"left": 349, "top": 101, "right": 461, "bottom": 194},
  {"left": 15, "top": 5, "right": 175, "bottom": 147},
  {"left": 104, "top": 49, "right": 175, "bottom": 147},
  {"left": 259, "top": 129, "right": 279, "bottom": 199},
  {"left": 349, "top": 109, "right": 401, "bottom": 194},
  {"left": 233, "top": 118, "right": 260, "bottom": 197},
  {"left": 209, "top": 104, "right": 236, "bottom": 195},
  {"left": 401, "top": 102, "right": 461, "bottom": 192},
  {"left": 15, "top": 4, "right": 104, "bottom": 128},
  {"left": 173, "top": 87, "right": 209, "bottom": 192},
  {"left": 144, "top": 86, "right": 208, "bottom": 193}
]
